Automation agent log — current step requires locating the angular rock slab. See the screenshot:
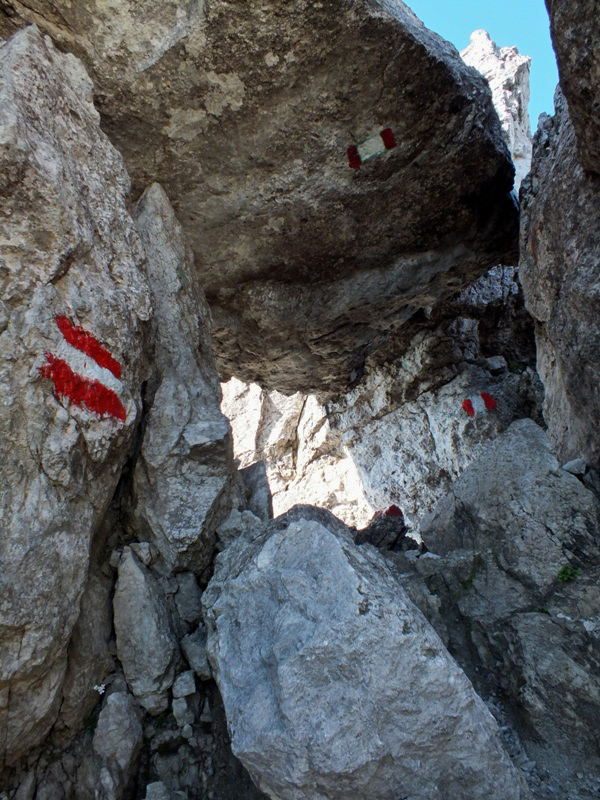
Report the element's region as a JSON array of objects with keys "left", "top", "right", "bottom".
[
  {"left": 520, "top": 91, "right": 600, "bottom": 466},
  {"left": 546, "top": 0, "right": 600, "bottom": 174},
  {"left": 203, "top": 507, "right": 528, "bottom": 800},
  {"left": 132, "top": 184, "right": 235, "bottom": 576},
  {"left": 113, "top": 548, "right": 179, "bottom": 715},
  {"left": 0, "top": 27, "right": 151, "bottom": 765},
  {"left": 1, "top": 0, "right": 517, "bottom": 393},
  {"left": 93, "top": 691, "right": 144, "bottom": 795}
]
